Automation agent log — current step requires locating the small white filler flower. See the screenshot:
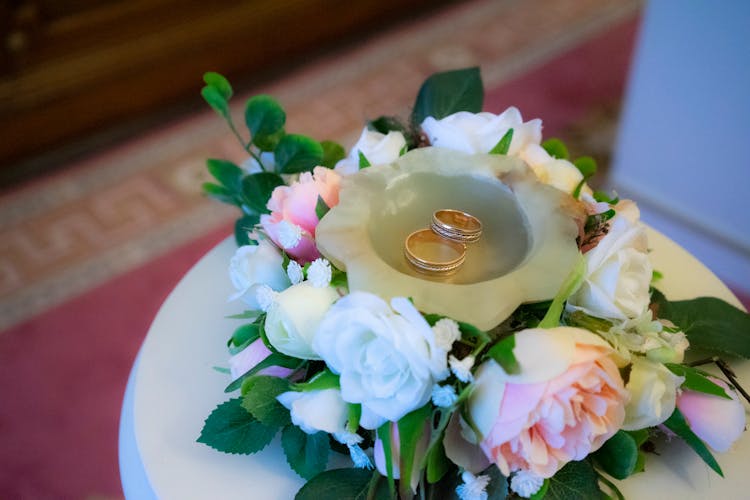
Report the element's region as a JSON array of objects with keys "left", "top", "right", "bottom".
[
  {"left": 307, "top": 258, "right": 332, "bottom": 288},
  {"left": 286, "top": 260, "right": 304, "bottom": 285},
  {"left": 277, "top": 220, "right": 303, "bottom": 250},
  {"left": 449, "top": 355, "right": 475, "bottom": 383},
  {"left": 254, "top": 285, "right": 278, "bottom": 312},
  {"left": 432, "top": 318, "right": 461, "bottom": 351},
  {"left": 510, "top": 469, "right": 544, "bottom": 498},
  {"left": 456, "top": 471, "right": 490, "bottom": 500},
  {"left": 431, "top": 384, "right": 458, "bottom": 408}
]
